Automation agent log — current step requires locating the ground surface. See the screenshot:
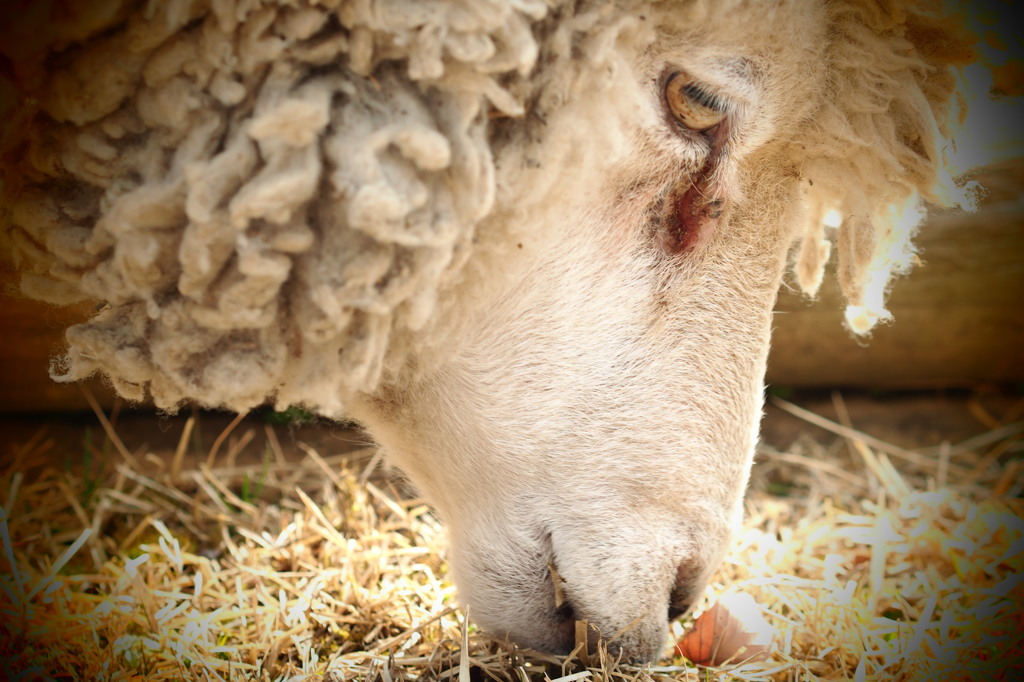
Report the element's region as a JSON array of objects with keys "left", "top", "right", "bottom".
[{"left": 0, "top": 387, "right": 1021, "bottom": 681}]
